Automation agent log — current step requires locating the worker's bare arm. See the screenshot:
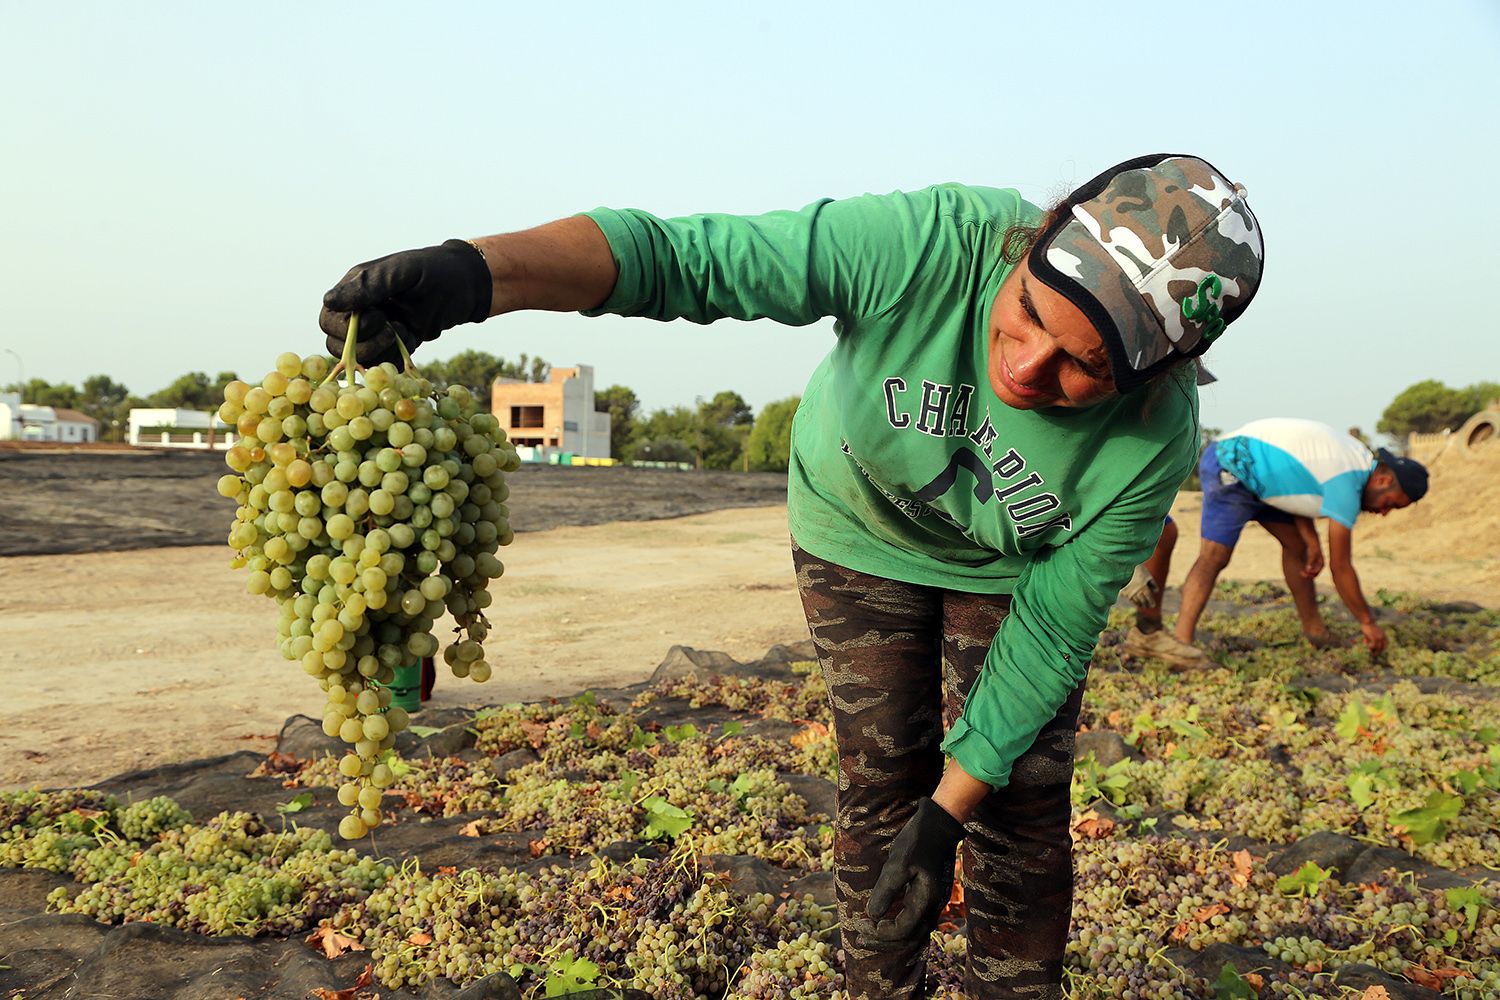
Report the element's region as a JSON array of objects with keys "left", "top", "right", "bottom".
[{"left": 470, "top": 217, "right": 618, "bottom": 317}]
